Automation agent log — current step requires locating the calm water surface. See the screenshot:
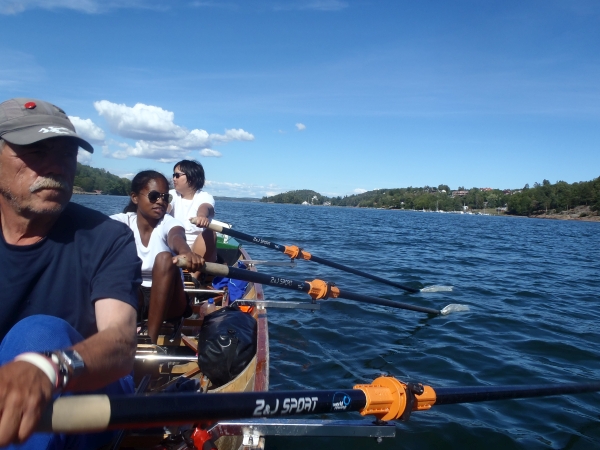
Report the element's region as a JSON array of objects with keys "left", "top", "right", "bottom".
[{"left": 73, "top": 195, "right": 600, "bottom": 450}]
